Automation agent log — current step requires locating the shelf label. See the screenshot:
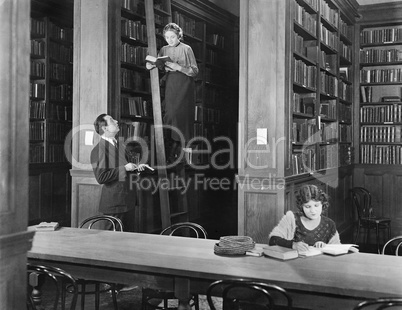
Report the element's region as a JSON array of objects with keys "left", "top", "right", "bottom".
[
  {"left": 257, "top": 128, "right": 268, "bottom": 145},
  {"left": 85, "top": 131, "right": 94, "bottom": 146}
]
